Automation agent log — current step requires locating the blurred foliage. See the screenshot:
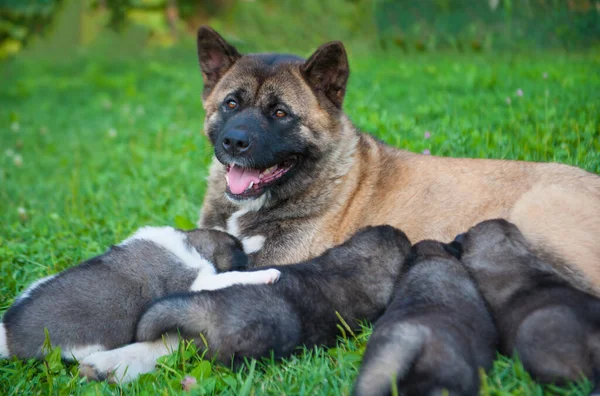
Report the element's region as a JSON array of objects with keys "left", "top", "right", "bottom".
[
  {"left": 376, "top": 0, "right": 600, "bottom": 51},
  {"left": 0, "top": 0, "right": 599, "bottom": 59},
  {"left": 0, "top": 0, "right": 64, "bottom": 57},
  {"left": 210, "top": 0, "right": 376, "bottom": 53}
]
